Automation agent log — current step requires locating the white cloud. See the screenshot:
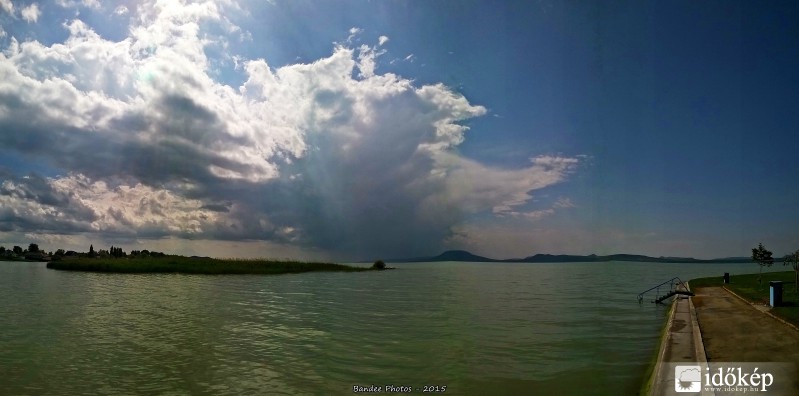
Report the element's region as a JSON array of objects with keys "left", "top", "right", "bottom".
[
  {"left": 378, "top": 35, "right": 389, "bottom": 46},
  {"left": 21, "top": 3, "right": 40, "bottom": 23},
  {"left": 421, "top": 153, "right": 577, "bottom": 221},
  {"left": 57, "top": 0, "right": 101, "bottom": 9},
  {"left": 239, "top": 30, "right": 252, "bottom": 42},
  {"left": 0, "top": 0, "right": 12, "bottom": 14},
  {"left": 1, "top": 3, "right": 289, "bottom": 183},
  {"left": 356, "top": 43, "right": 386, "bottom": 78},
  {"left": 114, "top": 5, "right": 128, "bottom": 15},
  {"left": 53, "top": 175, "right": 223, "bottom": 236},
  {"left": 0, "top": 1, "right": 582, "bottom": 258},
  {"left": 523, "top": 209, "right": 556, "bottom": 219},
  {"left": 347, "top": 27, "right": 362, "bottom": 42},
  {"left": 553, "top": 197, "right": 576, "bottom": 208},
  {"left": 0, "top": 172, "right": 271, "bottom": 241},
  {"left": 0, "top": 26, "right": 5, "bottom": 38}
]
